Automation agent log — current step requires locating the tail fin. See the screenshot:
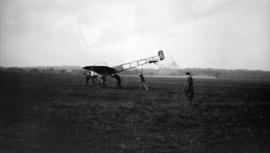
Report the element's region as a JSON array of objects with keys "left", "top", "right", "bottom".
[{"left": 158, "top": 50, "right": 165, "bottom": 60}]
